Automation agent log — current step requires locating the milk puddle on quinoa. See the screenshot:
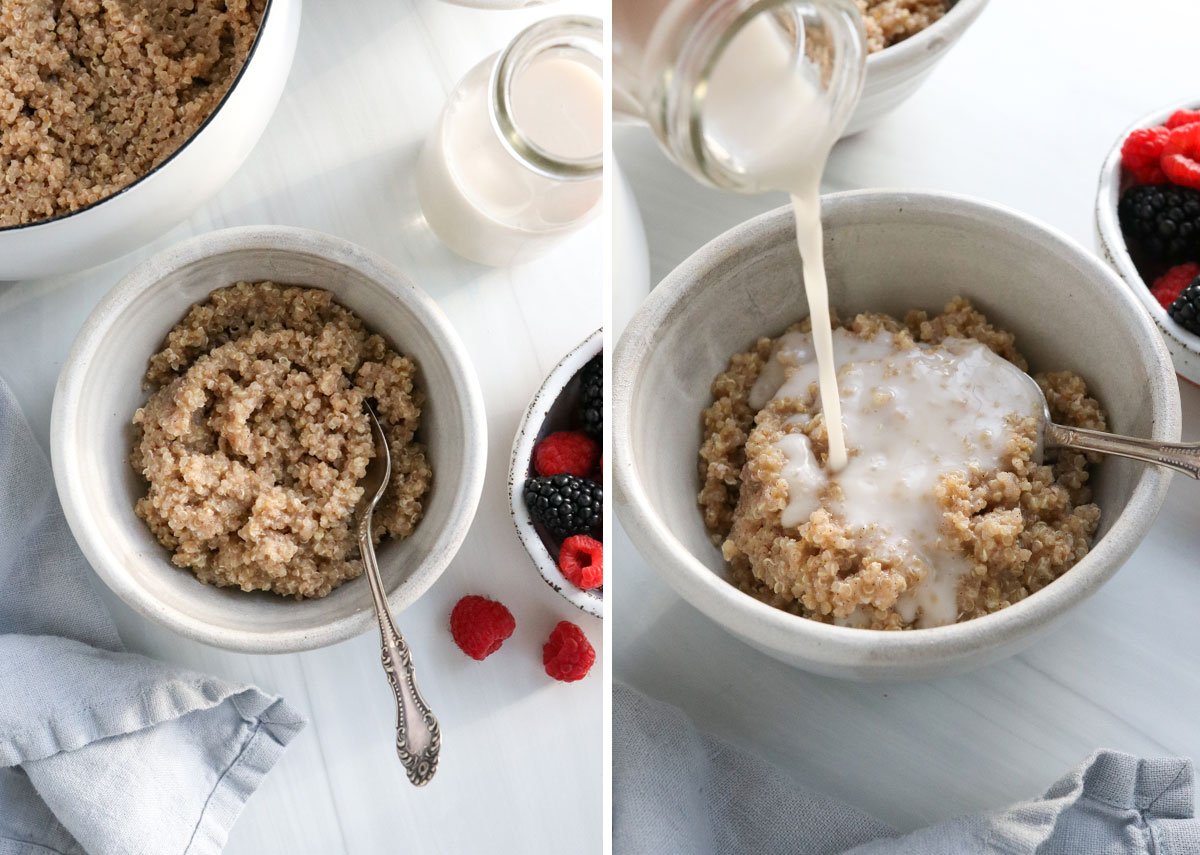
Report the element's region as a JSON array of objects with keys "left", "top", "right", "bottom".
[
  {"left": 704, "top": 13, "right": 1046, "bottom": 625},
  {"left": 748, "top": 330, "right": 1044, "bottom": 626}
]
